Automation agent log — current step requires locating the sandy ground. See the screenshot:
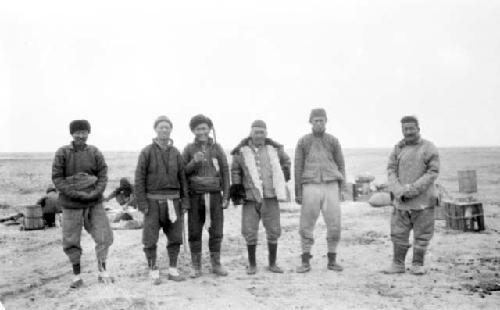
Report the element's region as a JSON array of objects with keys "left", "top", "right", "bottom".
[{"left": 1, "top": 201, "right": 499, "bottom": 310}]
